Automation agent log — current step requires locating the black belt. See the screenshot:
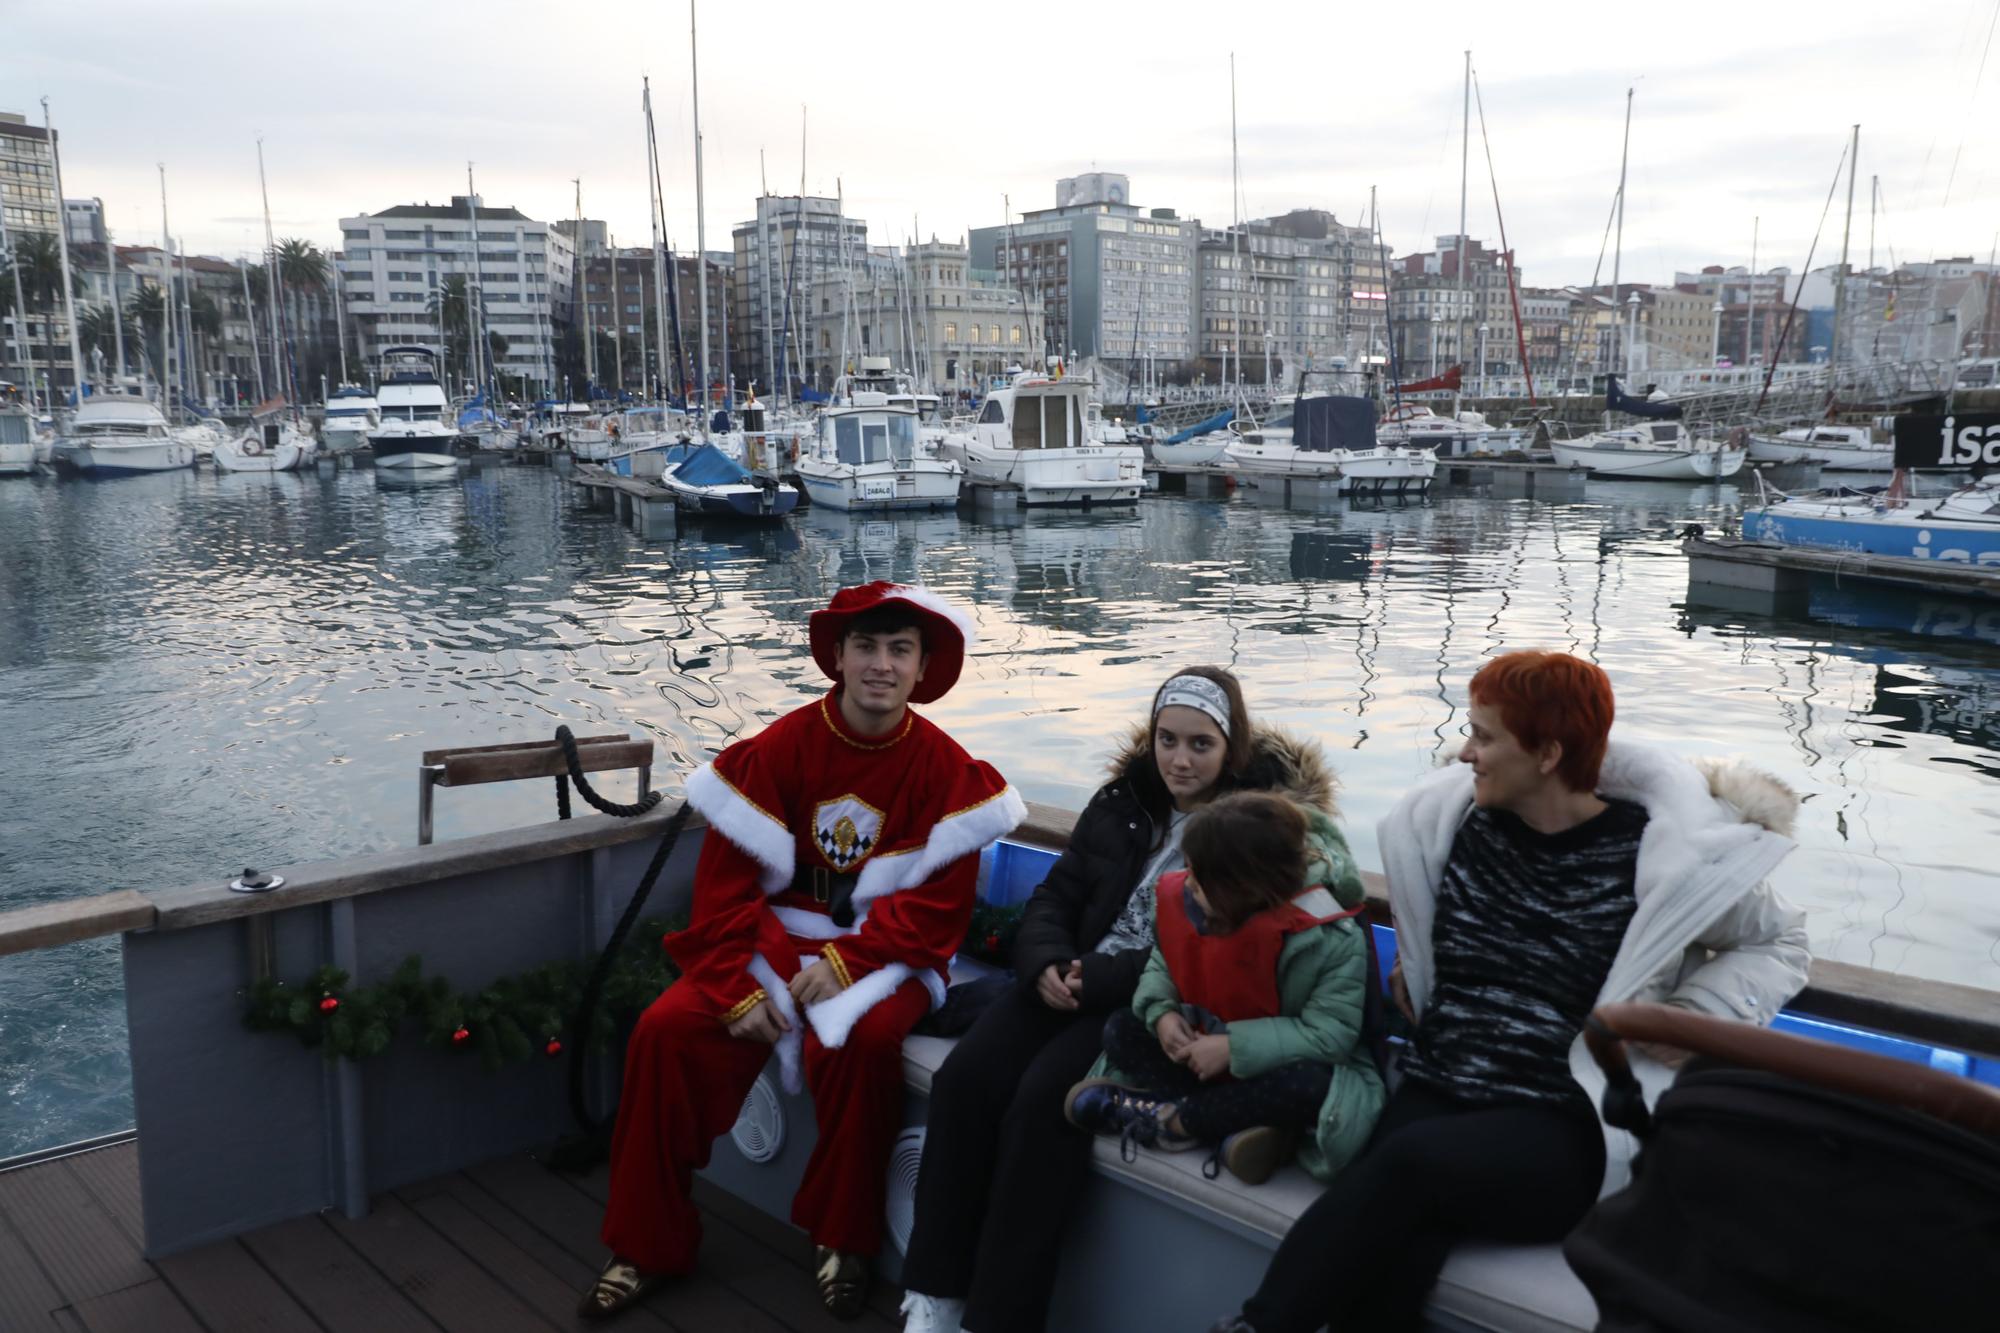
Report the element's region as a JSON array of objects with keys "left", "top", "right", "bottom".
[{"left": 795, "top": 866, "right": 860, "bottom": 928}]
